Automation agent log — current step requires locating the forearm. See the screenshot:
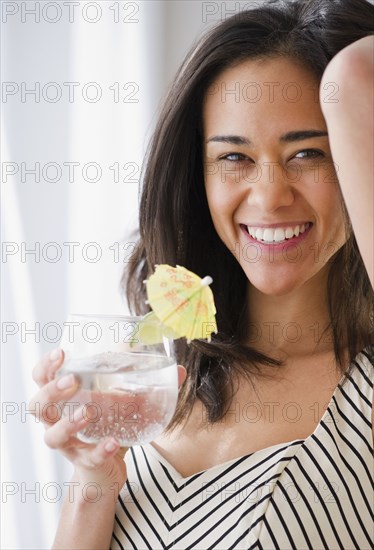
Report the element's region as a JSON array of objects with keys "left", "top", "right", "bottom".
[
  {"left": 53, "top": 478, "right": 118, "bottom": 550},
  {"left": 320, "top": 36, "right": 374, "bottom": 286}
]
